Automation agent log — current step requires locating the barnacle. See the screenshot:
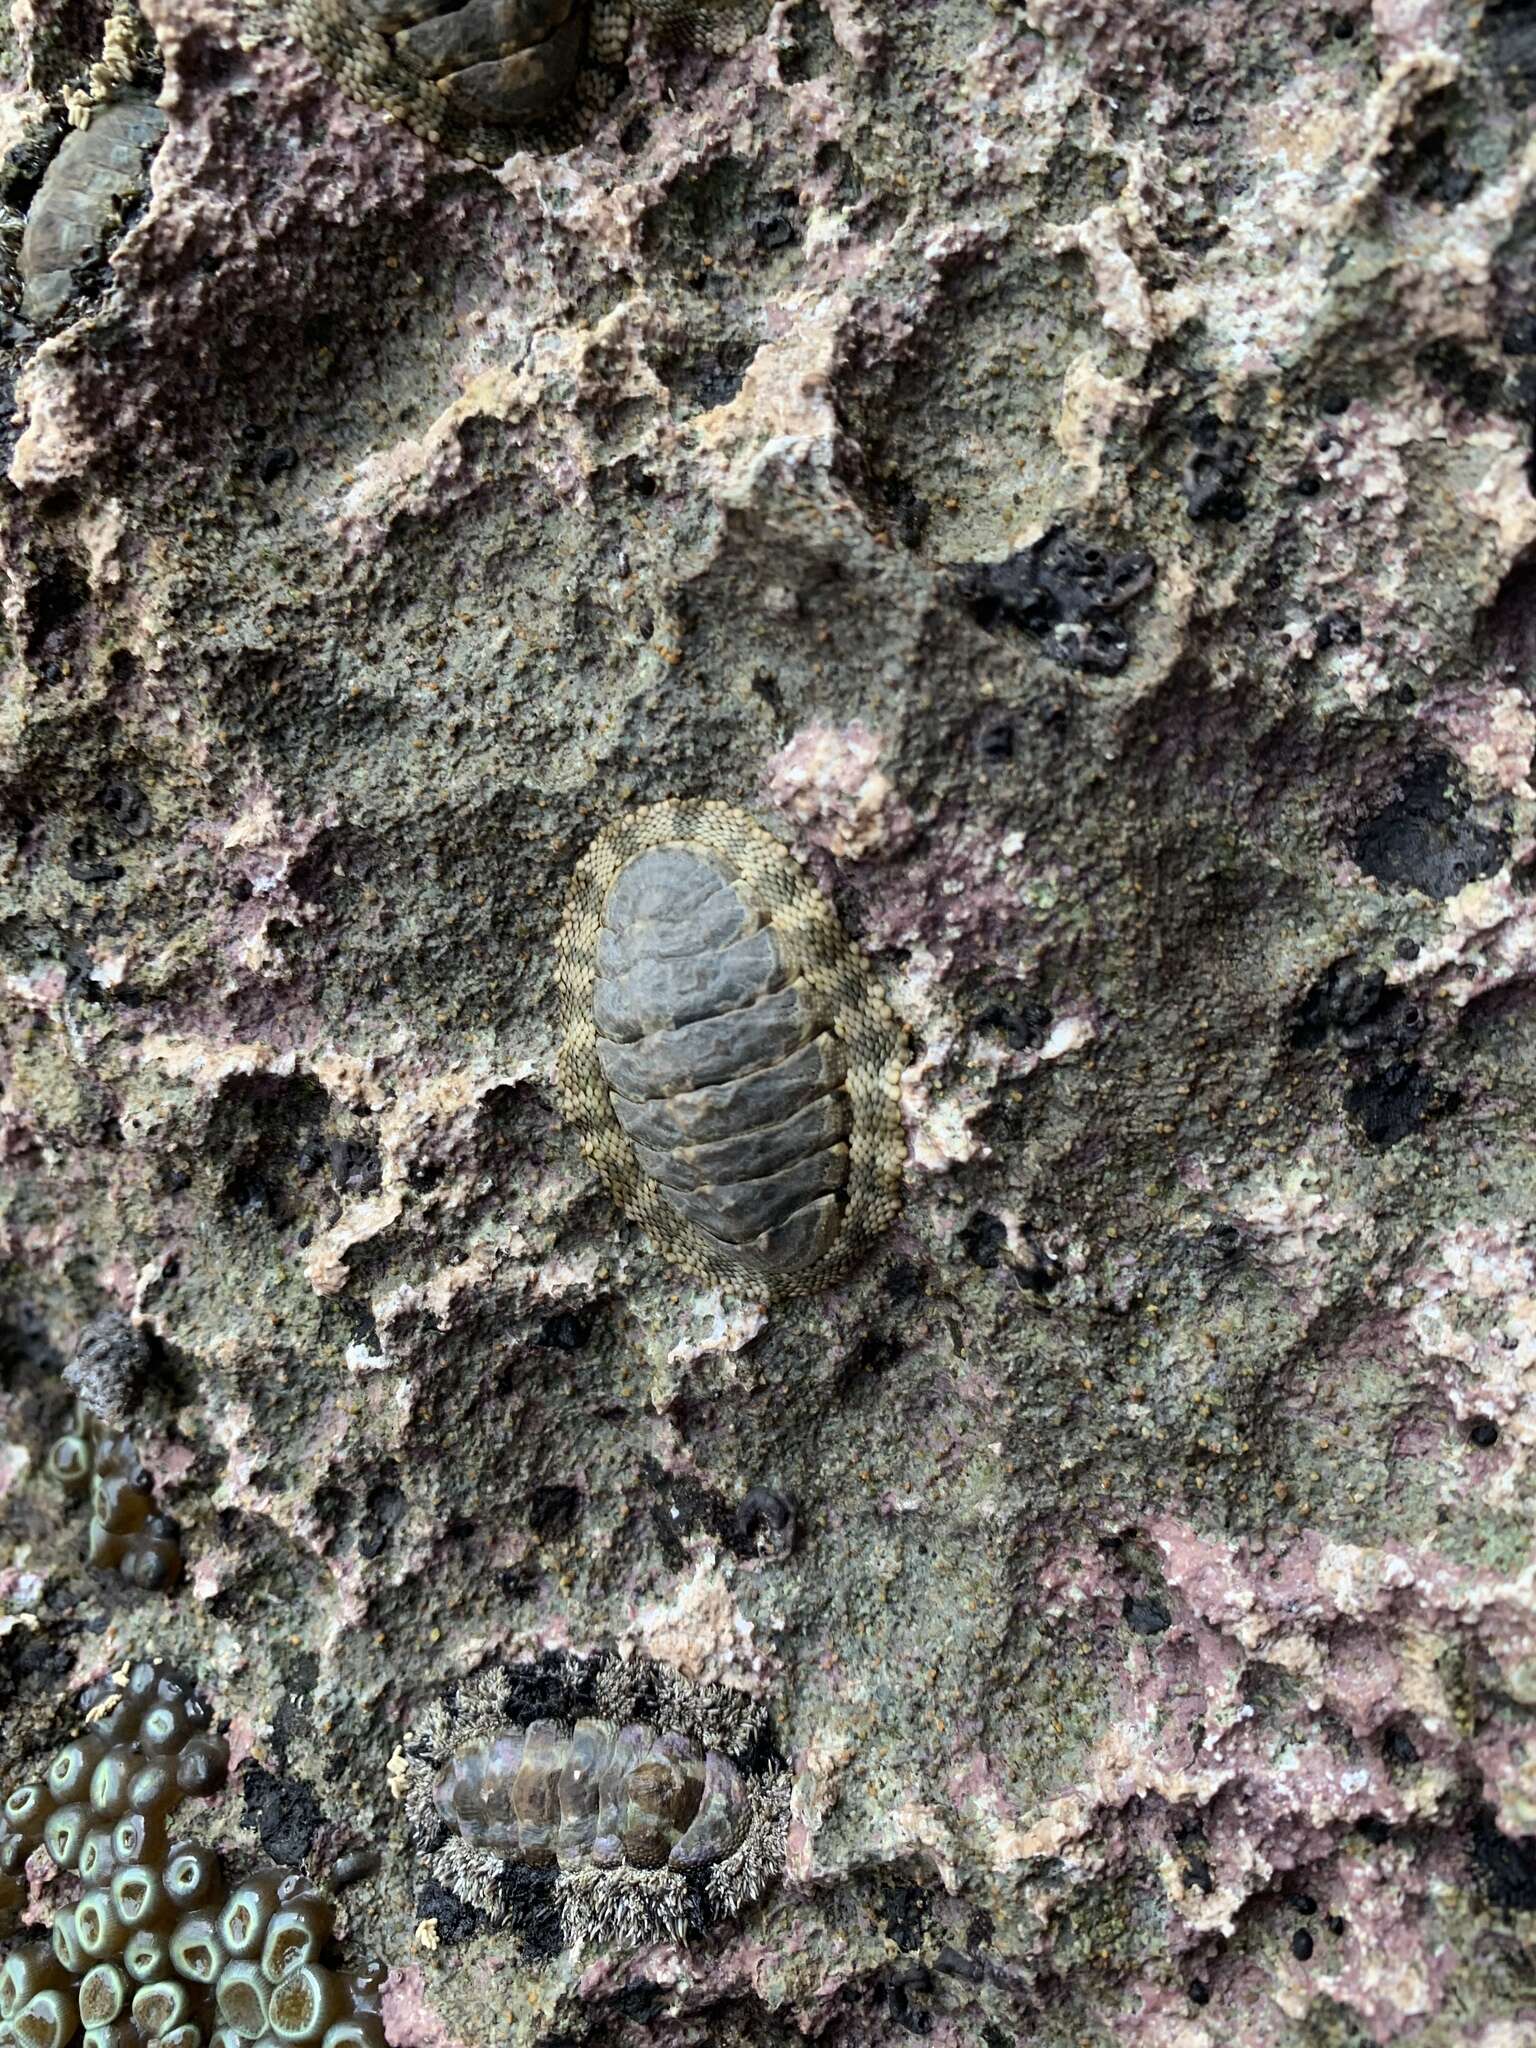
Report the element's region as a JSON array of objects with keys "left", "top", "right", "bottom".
[
  {"left": 0, "top": 1661, "right": 387, "bottom": 2048},
  {"left": 556, "top": 800, "right": 907, "bottom": 1299},
  {"left": 17, "top": 95, "right": 167, "bottom": 328},
  {"left": 405, "top": 1654, "right": 788, "bottom": 1952},
  {"left": 287, "top": 0, "right": 772, "bottom": 166},
  {"left": 48, "top": 1402, "right": 184, "bottom": 1593},
  {"left": 0, "top": 1661, "right": 226, "bottom": 1942}
]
